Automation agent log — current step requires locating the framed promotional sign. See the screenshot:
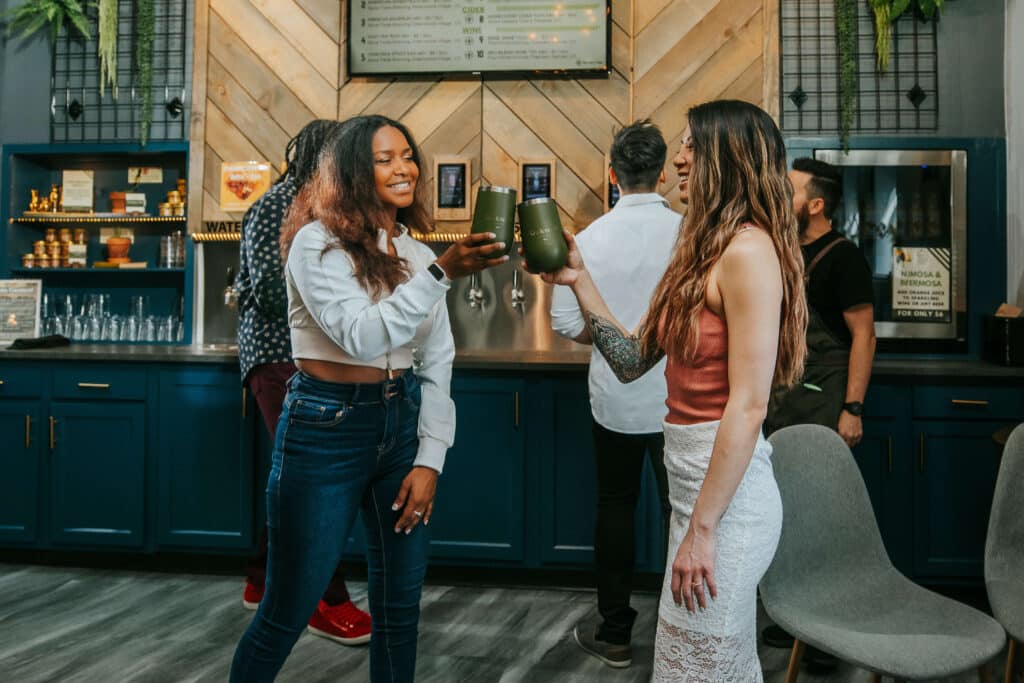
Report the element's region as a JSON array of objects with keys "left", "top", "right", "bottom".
[
  {"left": 518, "top": 158, "right": 556, "bottom": 202},
  {"left": 433, "top": 156, "right": 471, "bottom": 221},
  {"left": 220, "top": 161, "right": 272, "bottom": 213},
  {"left": 0, "top": 279, "right": 42, "bottom": 345}
]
